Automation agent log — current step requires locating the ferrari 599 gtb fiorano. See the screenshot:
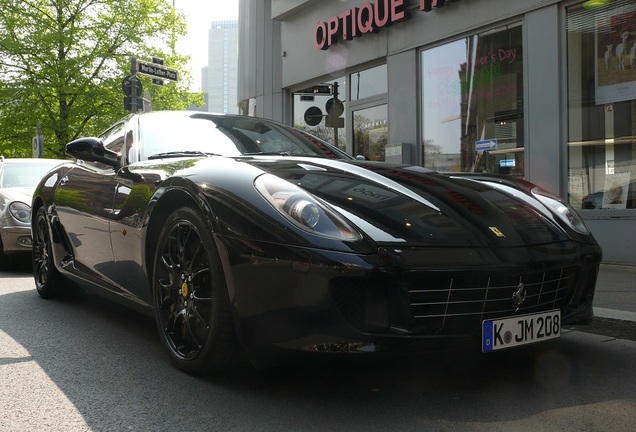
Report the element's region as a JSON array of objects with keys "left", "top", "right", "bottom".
[{"left": 32, "top": 111, "right": 602, "bottom": 374}]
